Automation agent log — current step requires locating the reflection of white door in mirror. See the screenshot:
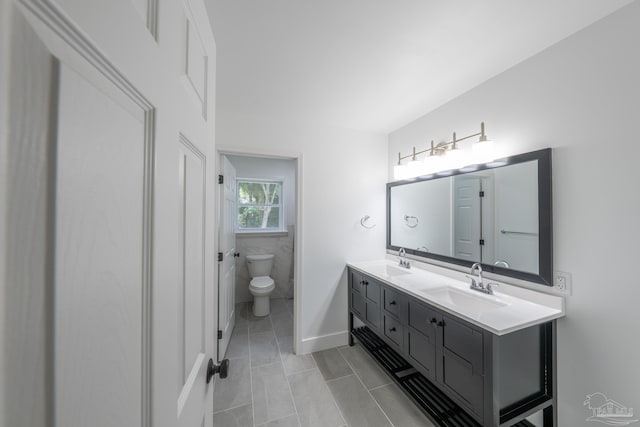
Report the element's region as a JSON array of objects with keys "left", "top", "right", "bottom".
[{"left": 453, "top": 176, "right": 481, "bottom": 261}]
